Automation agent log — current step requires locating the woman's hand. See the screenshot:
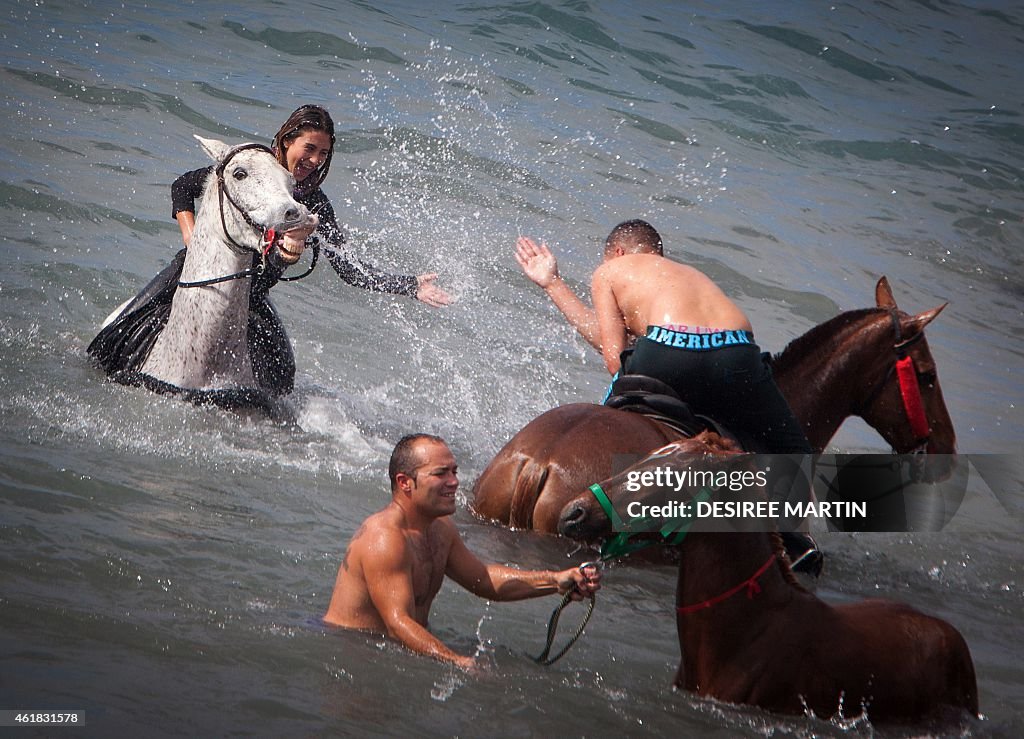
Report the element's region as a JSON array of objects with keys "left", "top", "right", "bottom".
[{"left": 415, "top": 273, "right": 453, "bottom": 307}]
